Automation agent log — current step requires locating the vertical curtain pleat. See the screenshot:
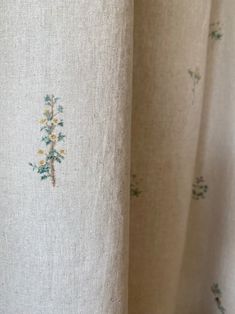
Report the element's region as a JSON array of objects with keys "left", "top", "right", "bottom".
[
  {"left": 129, "top": 1, "right": 211, "bottom": 313},
  {"left": 176, "top": 0, "right": 235, "bottom": 312},
  {"left": 0, "top": 1, "right": 133, "bottom": 313}
]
